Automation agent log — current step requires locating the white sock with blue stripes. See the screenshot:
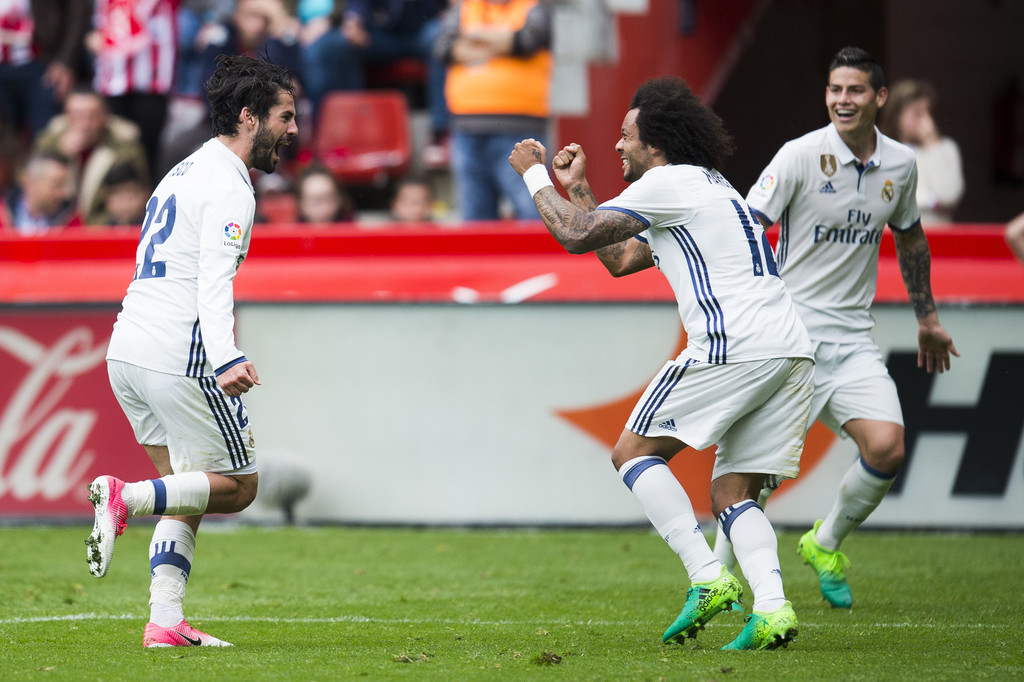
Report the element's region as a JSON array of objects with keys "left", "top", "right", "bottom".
[
  {"left": 149, "top": 519, "right": 195, "bottom": 627},
  {"left": 719, "top": 500, "right": 786, "bottom": 612},
  {"left": 620, "top": 456, "right": 720, "bottom": 584},
  {"left": 712, "top": 487, "right": 775, "bottom": 569},
  {"left": 124, "top": 472, "right": 211, "bottom": 517},
  {"left": 817, "top": 457, "right": 897, "bottom": 550}
]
